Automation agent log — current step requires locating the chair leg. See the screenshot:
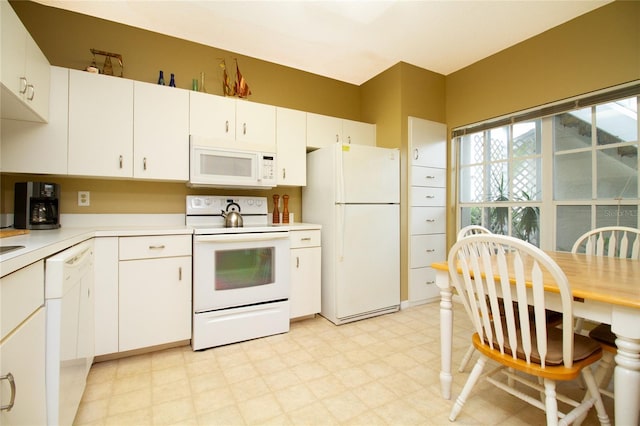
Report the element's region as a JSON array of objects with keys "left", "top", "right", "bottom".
[
  {"left": 449, "top": 356, "right": 486, "bottom": 421},
  {"left": 581, "top": 366, "right": 611, "bottom": 426},
  {"left": 543, "top": 379, "right": 559, "bottom": 426},
  {"left": 594, "top": 352, "right": 615, "bottom": 396},
  {"left": 574, "top": 317, "right": 585, "bottom": 334},
  {"left": 458, "top": 344, "right": 476, "bottom": 372}
]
